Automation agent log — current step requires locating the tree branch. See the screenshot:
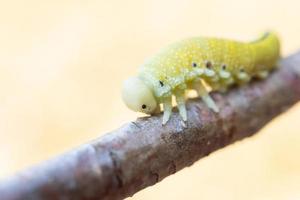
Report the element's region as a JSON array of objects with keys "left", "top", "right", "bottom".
[{"left": 1, "top": 52, "right": 300, "bottom": 200}]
